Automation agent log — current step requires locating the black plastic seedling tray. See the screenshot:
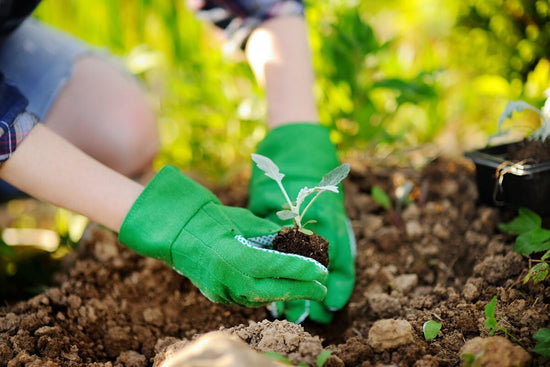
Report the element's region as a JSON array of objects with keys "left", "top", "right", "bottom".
[{"left": 465, "top": 142, "right": 550, "bottom": 215}]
